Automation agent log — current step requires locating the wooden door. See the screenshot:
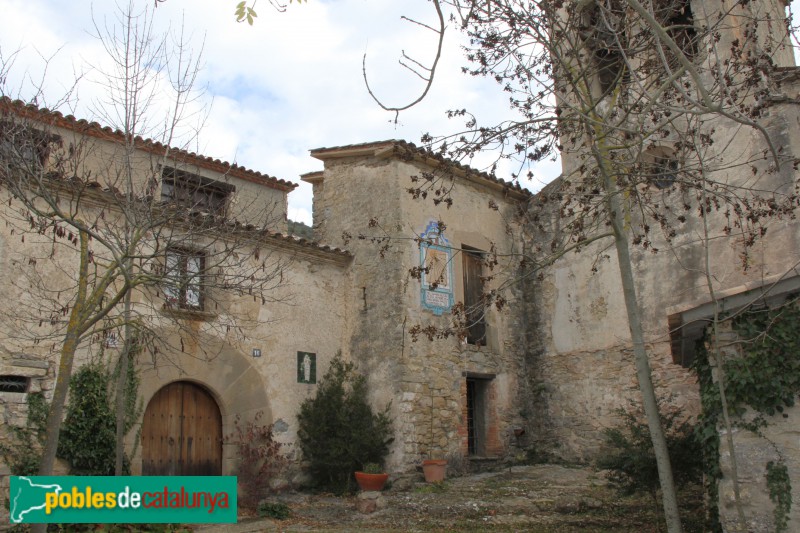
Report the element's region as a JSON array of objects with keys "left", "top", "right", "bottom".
[{"left": 141, "top": 381, "right": 222, "bottom": 476}]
